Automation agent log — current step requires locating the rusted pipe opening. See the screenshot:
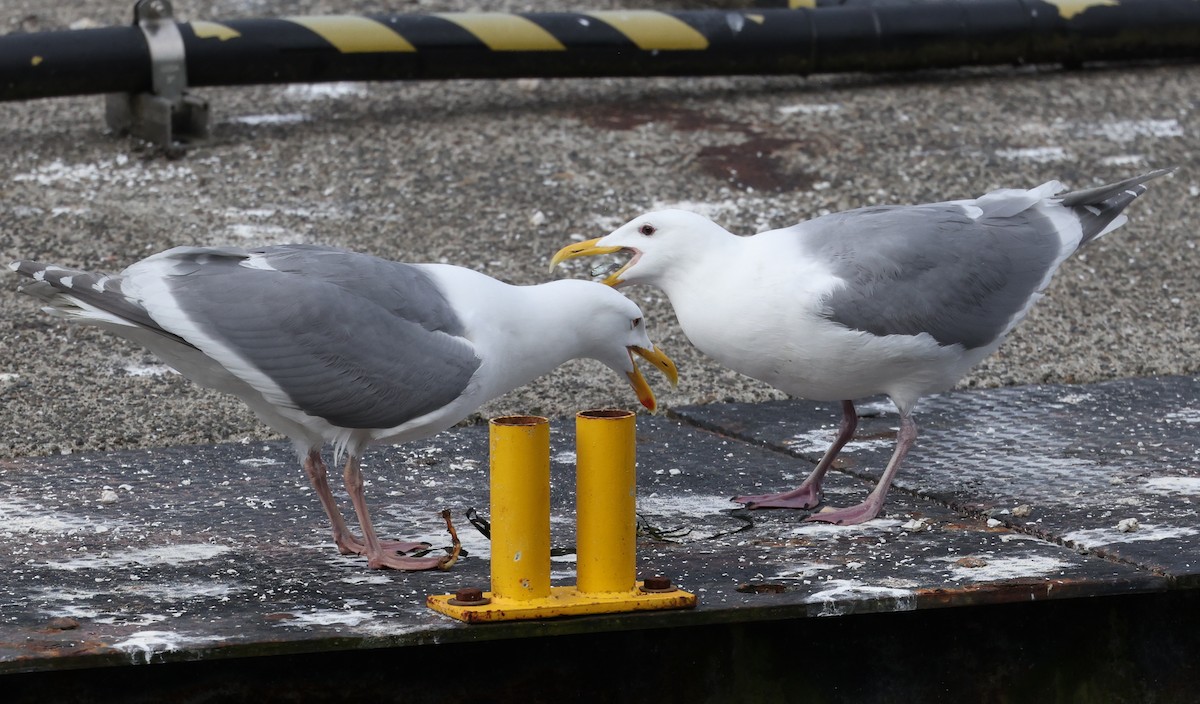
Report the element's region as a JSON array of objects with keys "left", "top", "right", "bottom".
[
  {"left": 491, "top": 415, "right": 548, "bottom": 427},
  {"left": 577, "top": 409, "right": 635, "bottom": 420}
]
